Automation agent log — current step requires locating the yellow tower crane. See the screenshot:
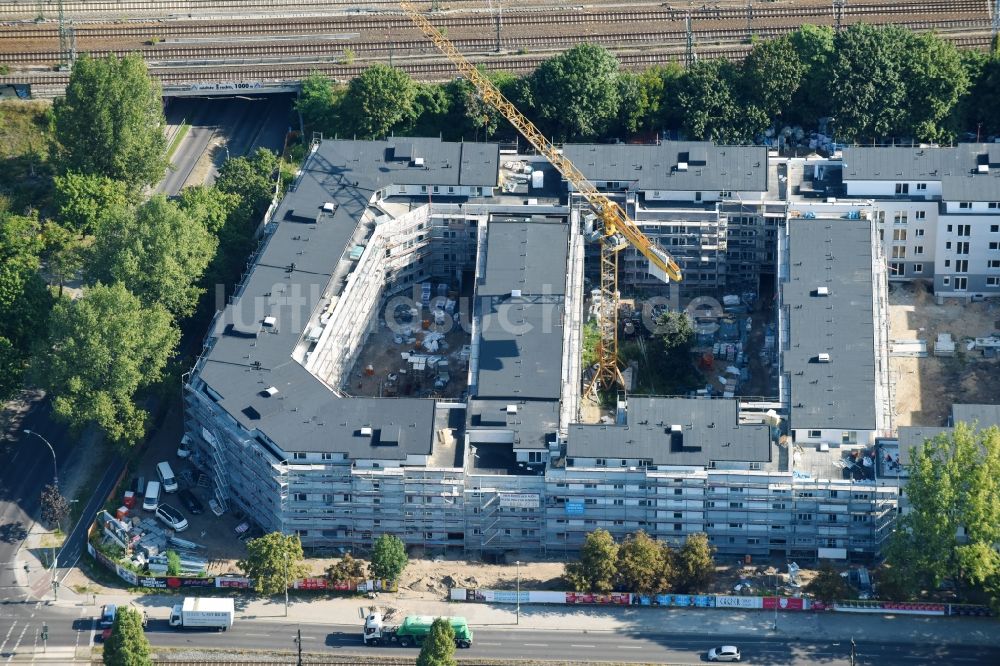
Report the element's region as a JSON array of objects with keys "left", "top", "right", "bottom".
[{"left": 399, "top": 1, "right": 682, "bottom": 395}]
